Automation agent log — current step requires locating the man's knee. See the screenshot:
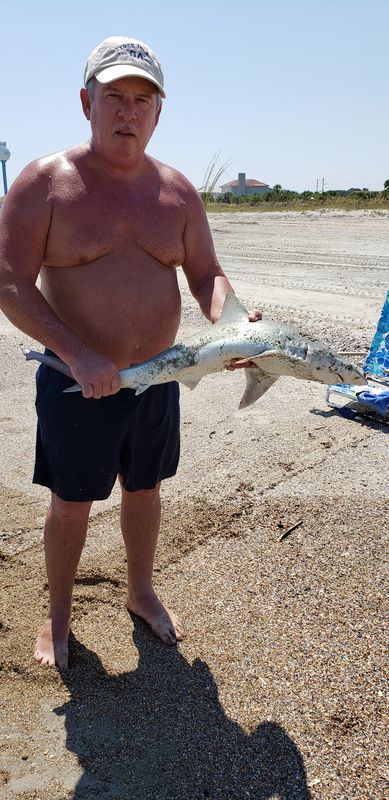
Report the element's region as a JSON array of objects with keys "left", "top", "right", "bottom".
[
  {"left": 135, "top": 483, "right": 161, "bottom": 497},
  {"left": 119, "top": 477, "right": 161, "bottom": 496},
  {"left": 50, "top": 492, "right": 93, "bottom": 524},
  {"left": 120, "top": 482, "right": 161, "bottom": 504}
]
